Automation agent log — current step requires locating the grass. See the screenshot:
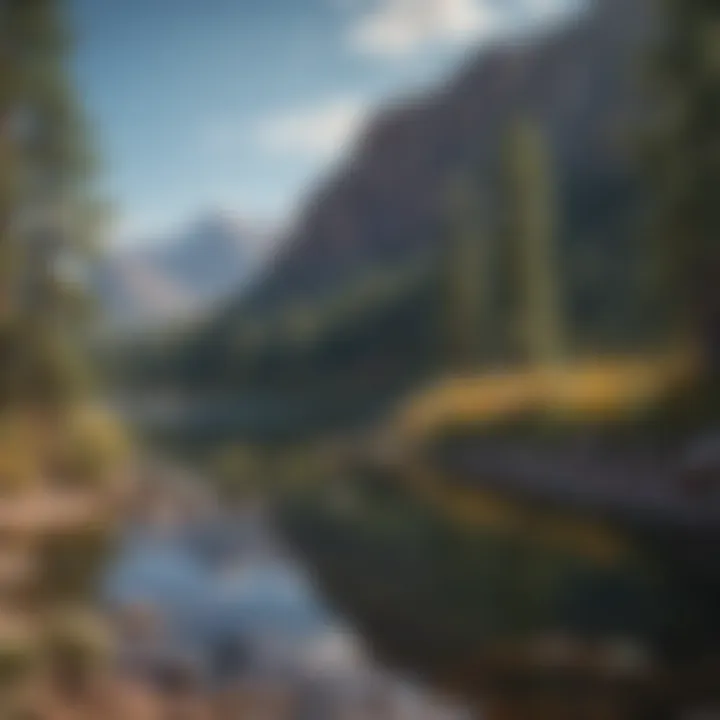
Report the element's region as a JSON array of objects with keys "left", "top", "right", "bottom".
[{"left": 392, "top": 349, "right": 702, "bottom": 444}]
